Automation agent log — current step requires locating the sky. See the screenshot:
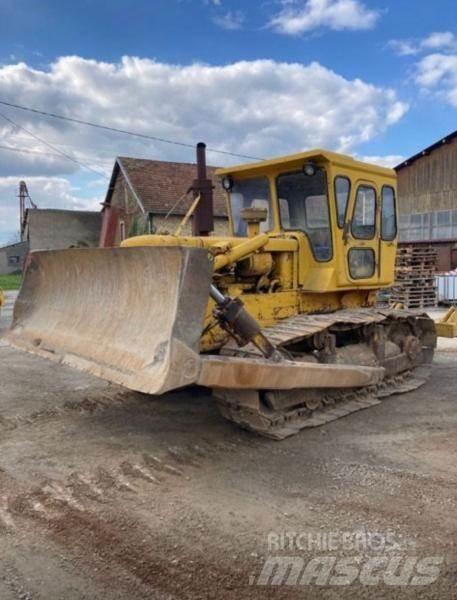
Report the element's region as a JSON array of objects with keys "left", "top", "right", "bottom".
[{"left": 0, "top": 0, "right": 456, "bottom": 244}]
